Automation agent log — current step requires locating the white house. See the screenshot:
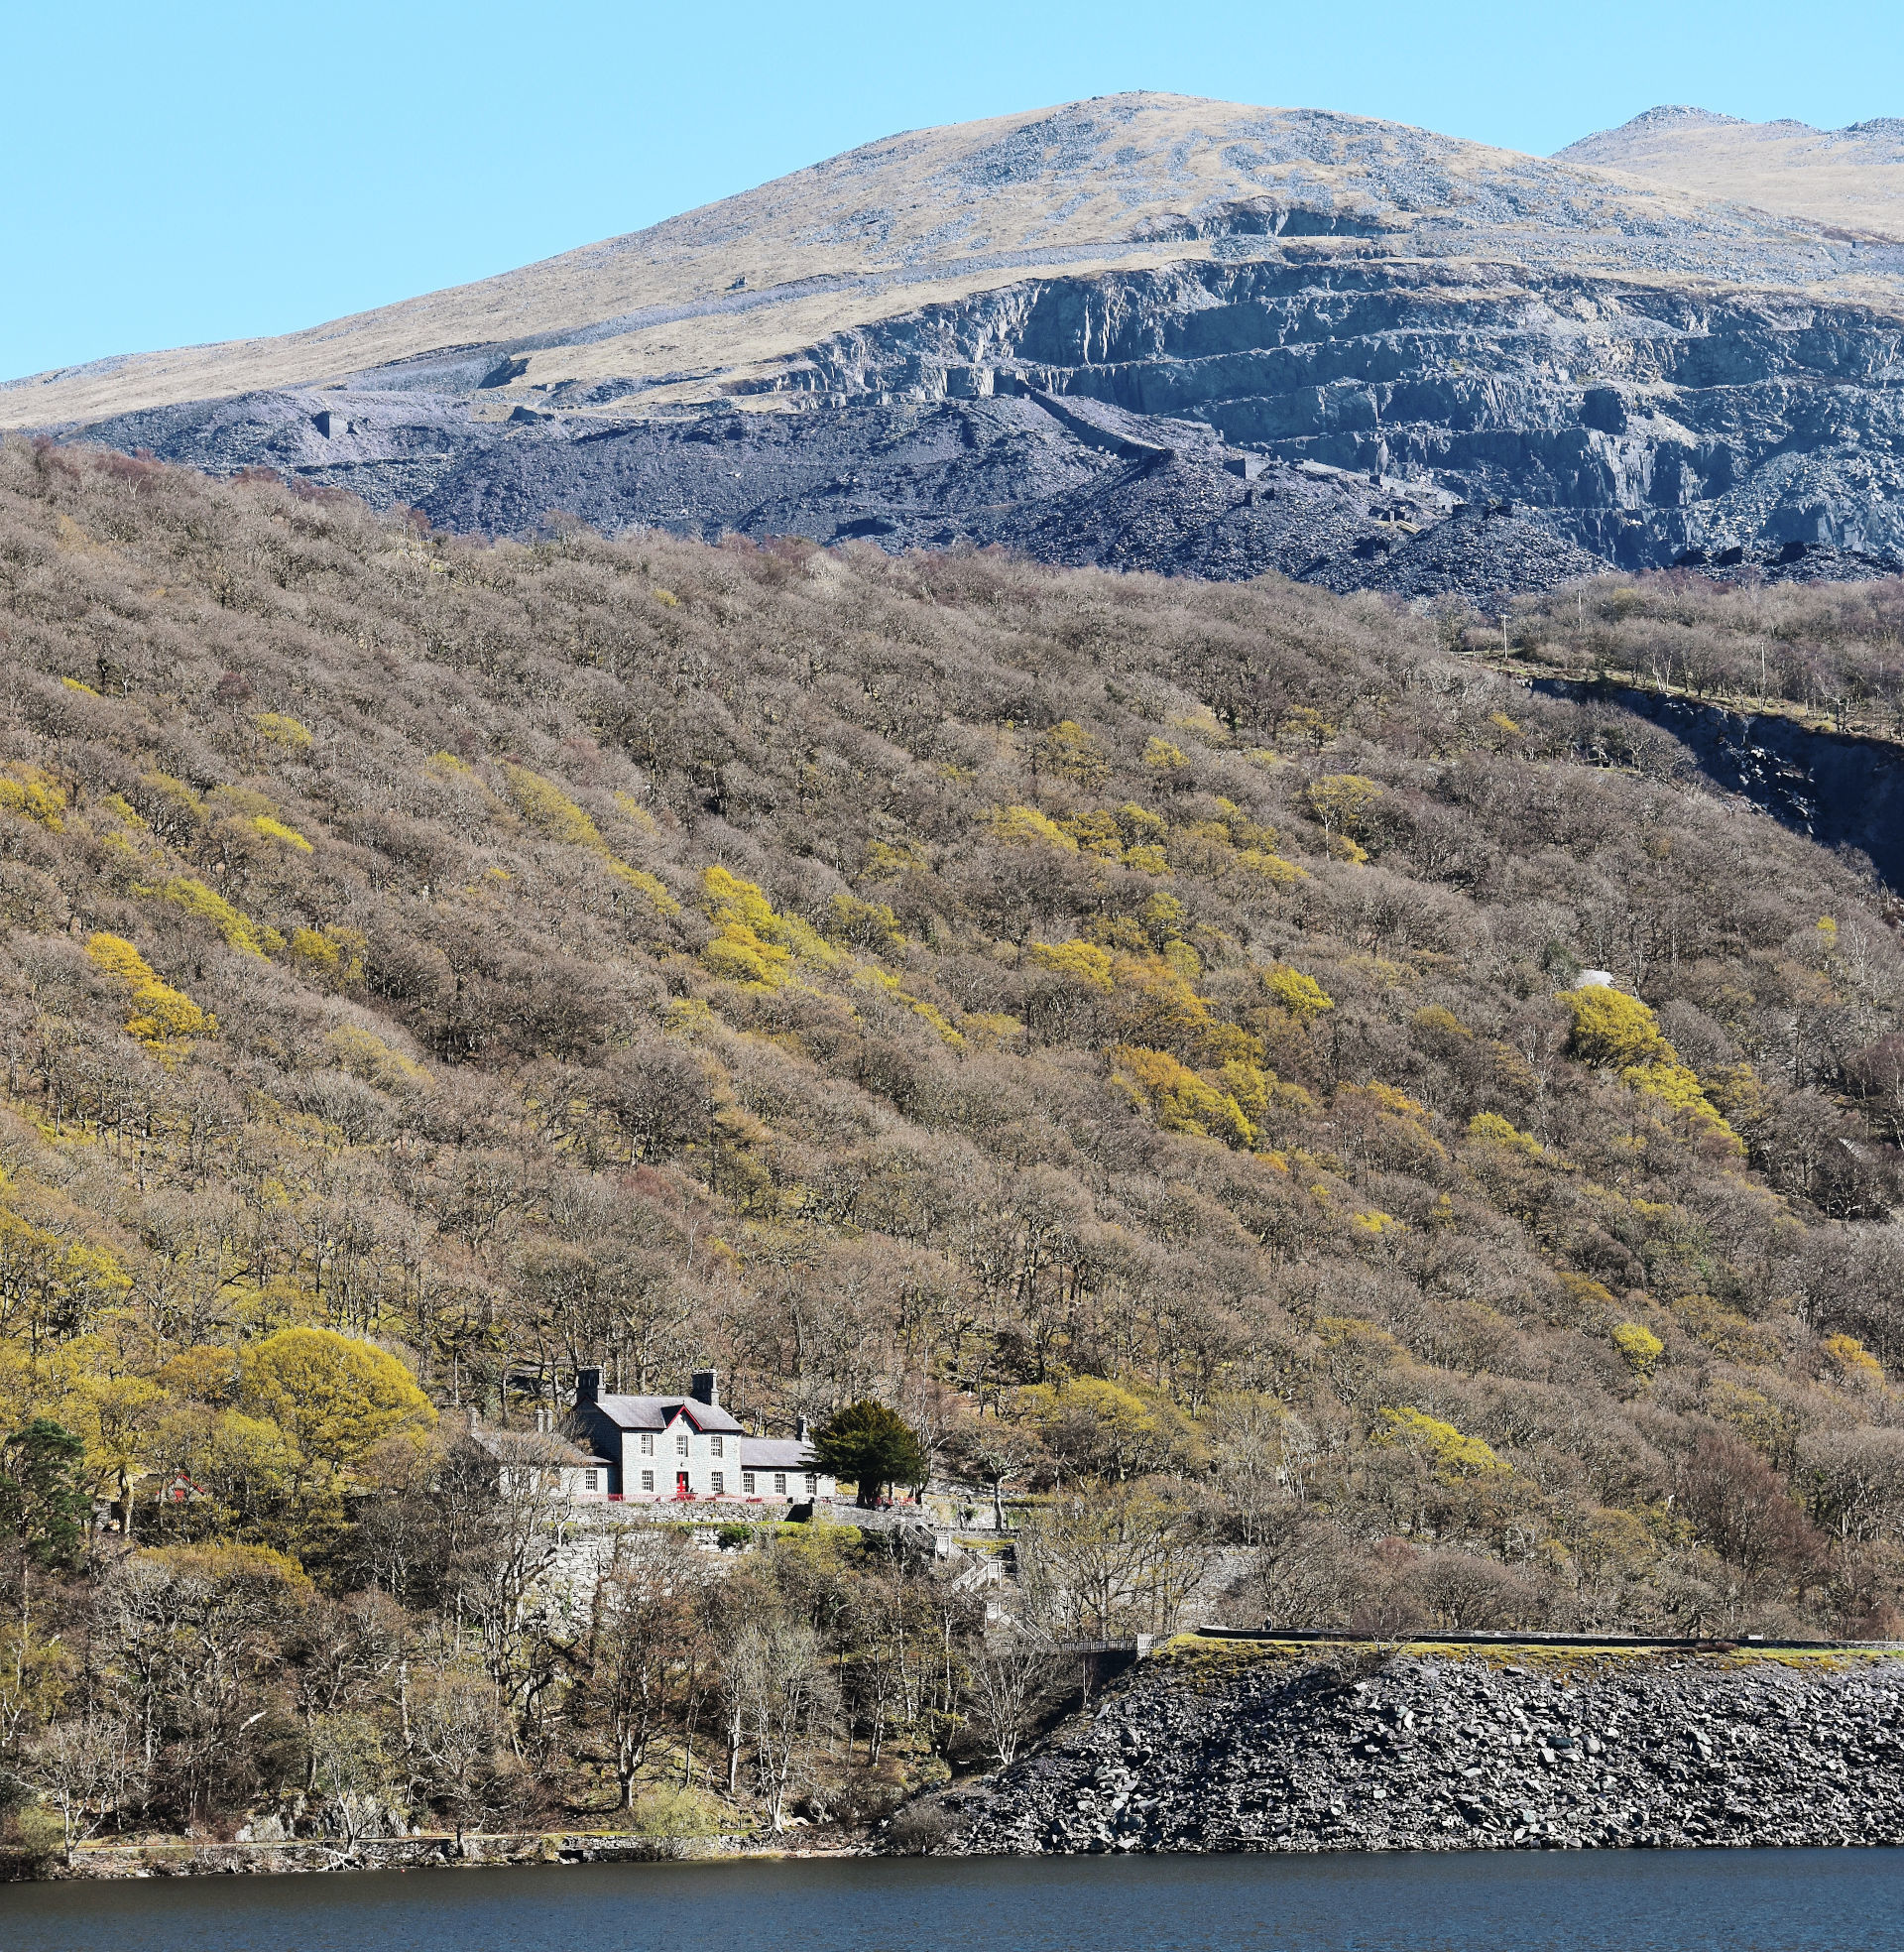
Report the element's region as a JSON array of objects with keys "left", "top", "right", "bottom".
[{"left": 565, "top": 1368, "right": 836, "bottom": 1505}]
